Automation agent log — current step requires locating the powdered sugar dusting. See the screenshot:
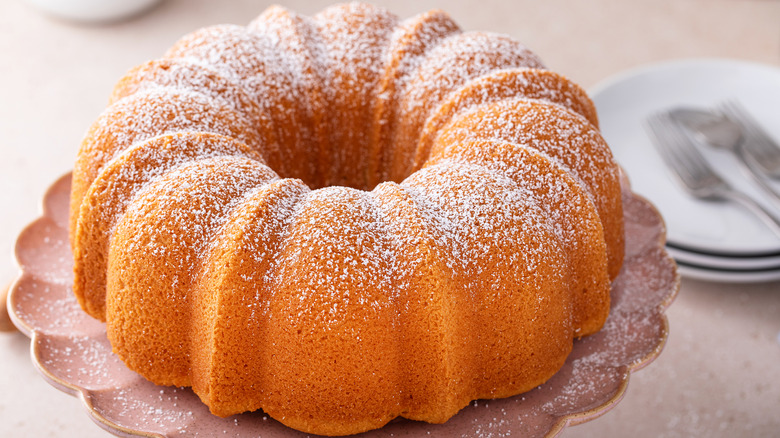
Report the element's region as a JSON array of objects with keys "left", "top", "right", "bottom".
[
  {"left": 382, "top": 9, "right": 462, "bottom": 94},
  {"left": 116, "top": 156, "right": 278, "bottom": 277},
  {"left": 74, "top": 133, "right": 269, "bottom": 320},
  {"left": 106, "top": 387, "right": 197, "bottom": 433},
  {"left": 38, "top": 334, "right": 117, "bottom": 388},
  {"left": 86, "top": 88, "right": 260, "bottom": 166},
  {"left": 312, "top": 3, "right": 398, "bottom": 188},
  {"left": 96, "top": 133, "right": 264, "bottom": 227},
  {"left": 72, "top": 86, "right": 261, "bottom": 232},
  {"left": 198, "top": 178, "right": 310, "bottom": 324},
  {"left": 389, "top": 31, "right": 546, "bottom": 181},
  {"left": 405, "top": 32, "right": 545, "bottom": 114},
  {"left": 437, "top": 99, "right": 616, "bottom": 200},
  {"left": 372, "top": 8, "right": 461, "bottom": 184},
  {"left": 431, "top": 98, "right": 624, "bottom": 276},
  {"left": 415, "top": 68, "right": 599, "bottom": 170},
  {"left": 14, "top": 283, "right": 91, "bottom": 335},
  {"left": 249, "top": 6, "right": 330, "bottom": 188},
  {"left": 420, "top": 136, "right": 612, "bottom": 333},
  {"left": 401, "top": 161, "right": 567, "bottom": 294},
  {"left": 108, "top": 59, "right": 283, "bottom": 170},
  {"left": 105, "top": 156, "right": 279, "bottom": 382},
  {"left": 110, "top": 59, "right": 263, "bottom": 118},
  {"left": 272, "top": 186, "right": 398, "bottom": 328},
  {"left": 165, "top": 25, "right": 298, "bottom": 105},
  {"left": 165, "top": 24, "right": 316, "bottom": 183}
]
